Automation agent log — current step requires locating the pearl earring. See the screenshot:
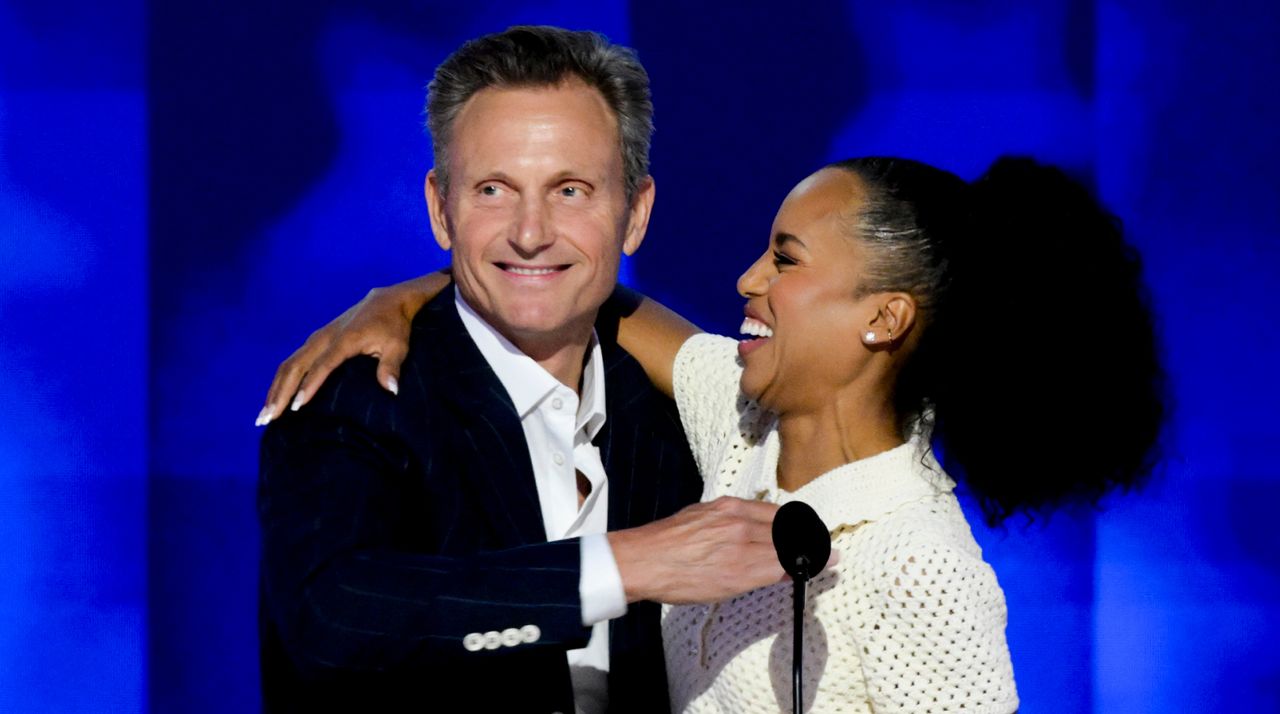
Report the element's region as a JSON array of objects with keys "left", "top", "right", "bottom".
[{"left": 863, "top": 331, "right": 876, "bottom": 343}]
